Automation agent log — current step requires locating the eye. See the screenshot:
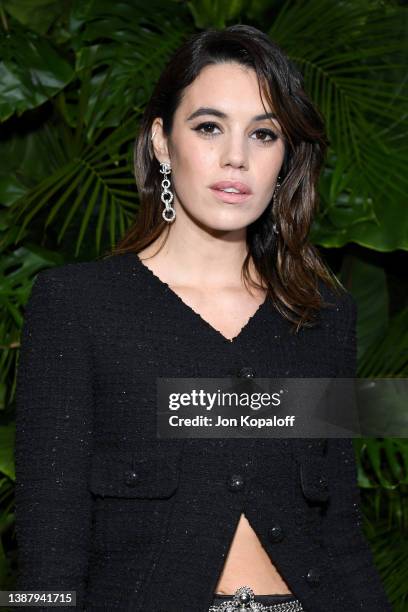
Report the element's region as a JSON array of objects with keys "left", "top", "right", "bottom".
[
  {"left": 192, "top": 122, "right": 279, "bottom": 144},
  {"left": 252, "top": 129, "right": 278, "bottom": 144},
  {"left": 193, "top": 122, "right": 221, "bottom": 137}
]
